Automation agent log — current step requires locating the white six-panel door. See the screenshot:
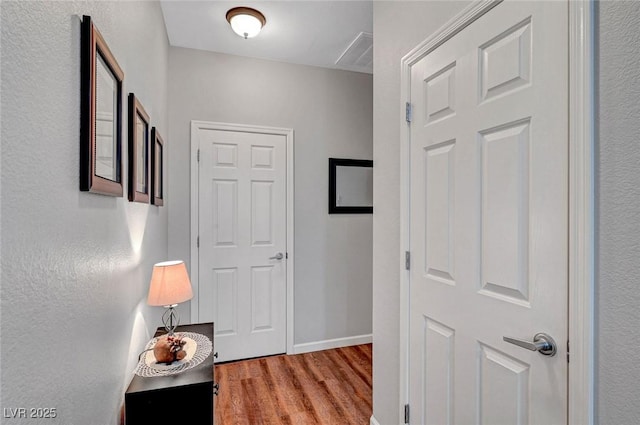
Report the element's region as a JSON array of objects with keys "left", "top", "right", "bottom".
[
  {"left": 196, "top": 127, "right": 288, "bottom": 362},
  {"left": 408, "top": 1, "right": 568, "bottom": 423}
]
